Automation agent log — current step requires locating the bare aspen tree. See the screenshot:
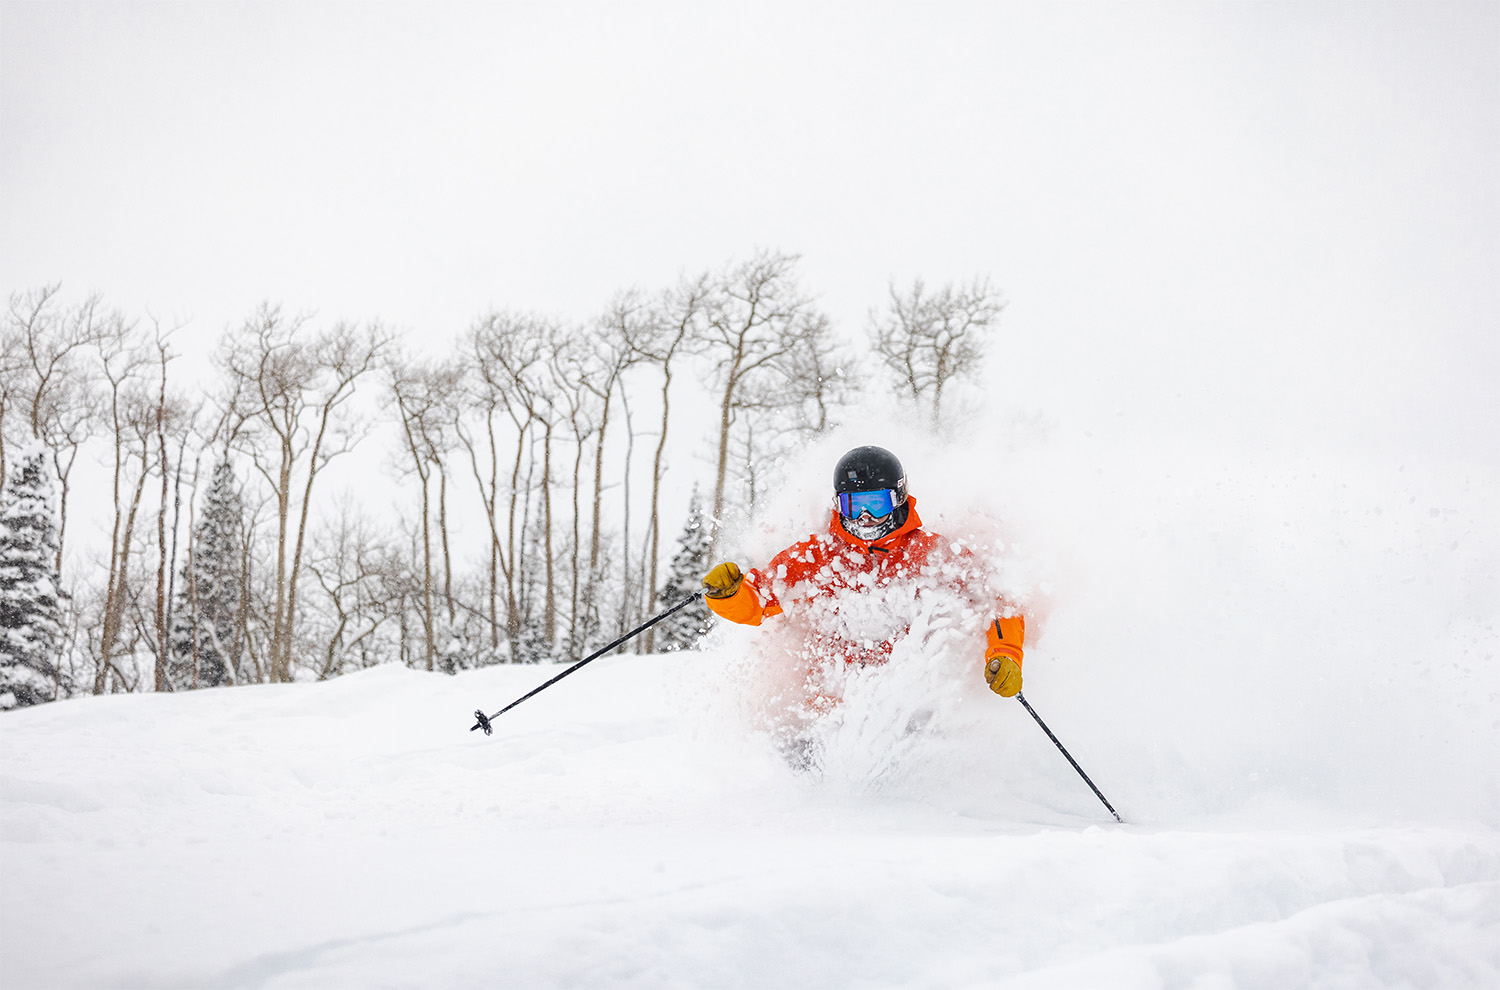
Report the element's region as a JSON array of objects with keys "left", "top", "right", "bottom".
[
  {"left": 452, "top": 361, "right": 504, "bottom": 653},
  {"left": 515, "top": 429, "right": 540, "bottom": 643},
  {"left": 617, "top": 385, "right": 639, "bottom": 636},
  {"left": 468, "top": 312, "right": 534, "bottom": 651},
  {"left": 869, "top": 277, "right": 1004, "bottom": 423},
  {"left": 146, "top": 327, "right": 192, "bottom": 693},
  {"left": 465, "top": 313, "right": 551, "bottom": 653},
  {"left": 437, "top": 461, "right": 454, "bottom": 630},
  {"left": 580, "top": 296, "right": 646, "bottom": 644},
  {"left": 153, "top": 336, "right": 169, "bottom": 691},
  {"left": 724, "top": 308, "right": 854, "bottom": 519},
  {"left": 99, "top": 394, "right": 163, "bottom": 692},
  {"left": 774, "top": 312, "right": 855, "bottom": 438},
  {"left": 218, "top": 305, "right": 391, "bottom": 683},
  {"left": 493, "top": 329, "right": 568, "bottom": 658},
  {"left": 2, "top": 286, "right": 116, "bottom": 571},
  {"left": 633, "top": 273, "right": 709, "bottom": 653},
  {"left": 95, "top": 326, "right": 154, "bottom": 693},
  {"left": 91, "top": 327, "right": 193, "bottom": 696},
  {"left": 548, "top": 333, "right": 601, "bottom": 656},
  {"left": 697, "top": 251, "right": 835, "bottom": 549},
  {"left": 533, "top": 360, "right": 561, "bottom": 655},
  {"left": 389, "top": 353, "right": 463, "bottom": 672}
]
